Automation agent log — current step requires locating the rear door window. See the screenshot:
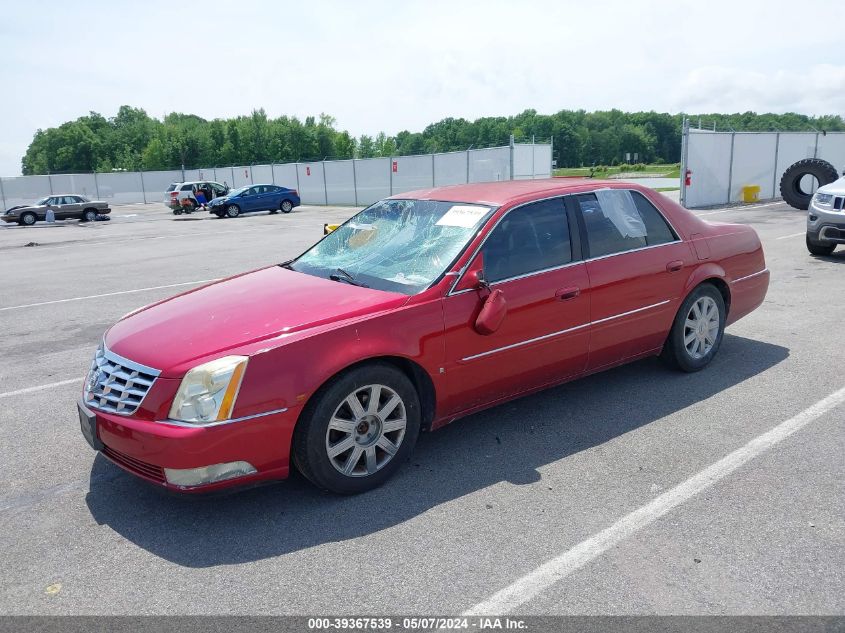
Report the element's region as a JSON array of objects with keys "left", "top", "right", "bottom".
[{"left": 576, "top": 189, "right": 677, "bottom": 258}]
